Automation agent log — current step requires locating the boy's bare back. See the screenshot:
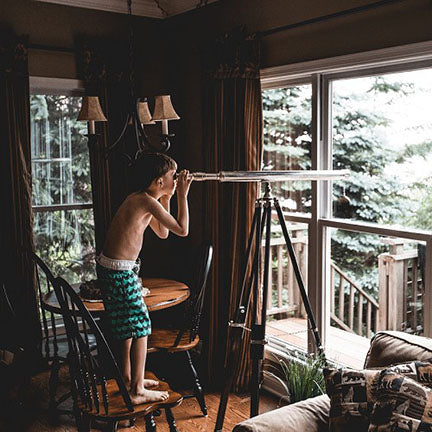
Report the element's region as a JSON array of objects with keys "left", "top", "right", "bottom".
[
  {"left": 103, "top": 192, "right": 154, "bottom": 261},
  {"left": 102, "top": 169, "right": 192, "bottom": 262}
]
